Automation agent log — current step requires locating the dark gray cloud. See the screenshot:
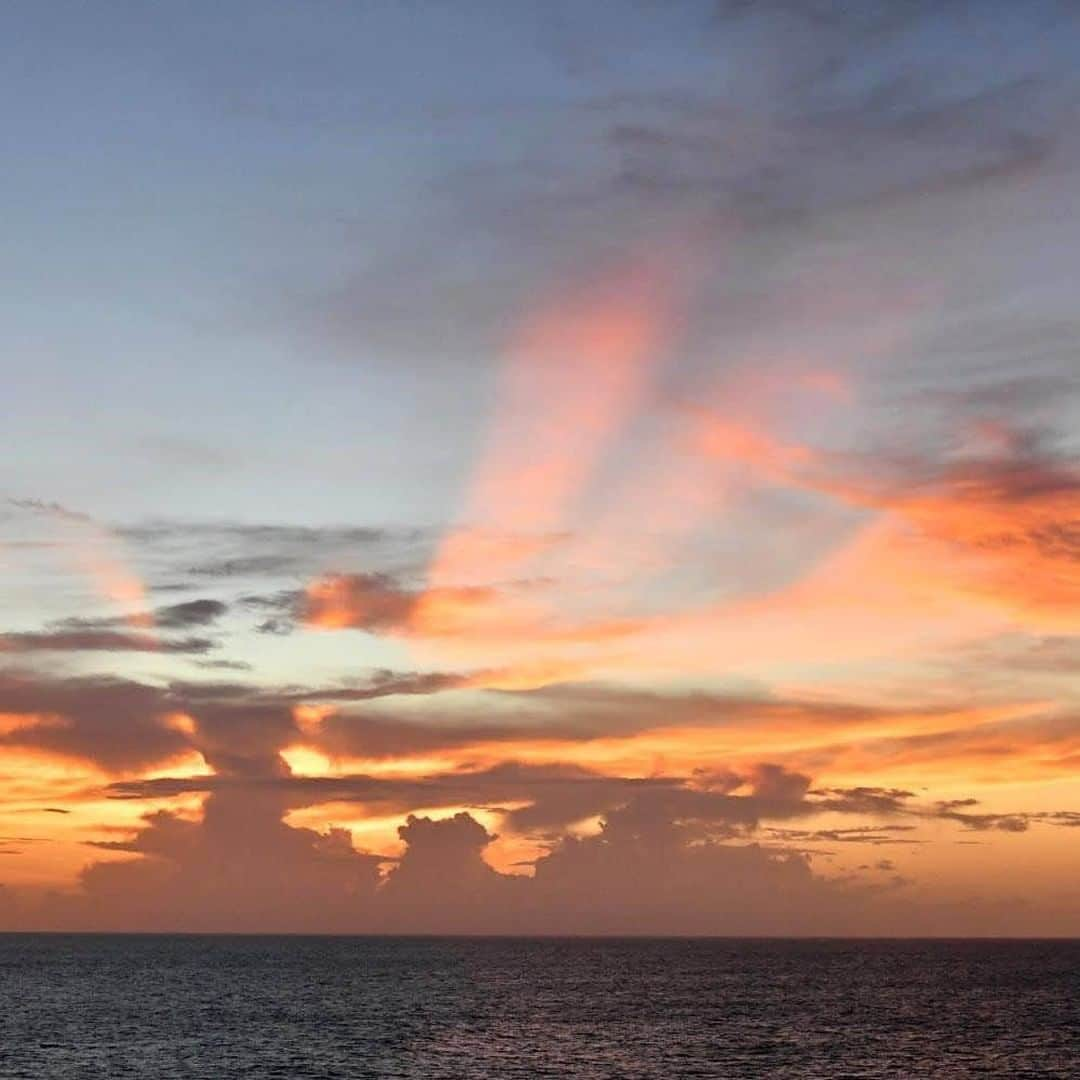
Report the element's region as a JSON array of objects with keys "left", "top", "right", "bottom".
[
  {"left": 84, "top": 519, "right": 435, "bottom": 606},
  {"left": 153, "top": 599, "right": 228, "bottom": 629},
  {"left": 5, "top": 497, "right": 92, "bottom": 523},
  {"left": 0, "top": 630, "right": 215, "bottom": 655},
  {"left": 766, "top": 825, "right": 921, "bottom": 847},
  {"left": 1, "top": 598, "right": 230, "bottom": 657},
  {"left": 53, "top": 598, "right": 228, "bottom": 633},
  {"left": 187, "top": 555, "right": 299, "bottom": 579},
  {"left": 932, "top": 800, "right": 1032, "bottom": 833},
  {"left": 193, "top": 658, "right": 254, "bottom": 672},
  {"left": 239, "top": 590, "right": 302, "bottom": 636},
  {"left": 120, "top": 521, "right": 399, "bottom": 548},
  {"left": 804, "top": 786, "right": 916, "bottom": 814},
  {"left": 119, "top": 521, "right": 426, "bottom": 582}
]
